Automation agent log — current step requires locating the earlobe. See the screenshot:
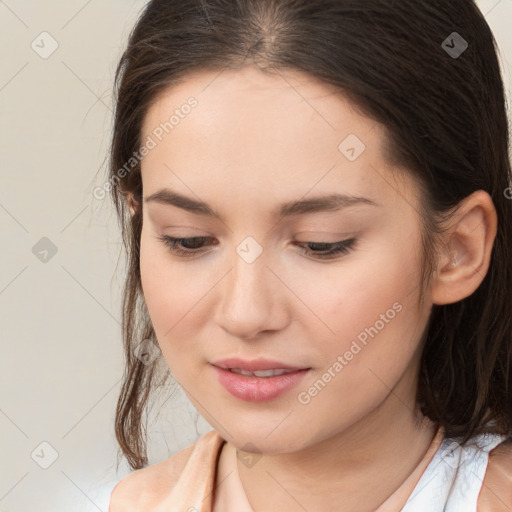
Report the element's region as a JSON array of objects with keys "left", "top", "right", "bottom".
[{"left": 430, "top": 190, "right": 497, "bottom": 306}]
